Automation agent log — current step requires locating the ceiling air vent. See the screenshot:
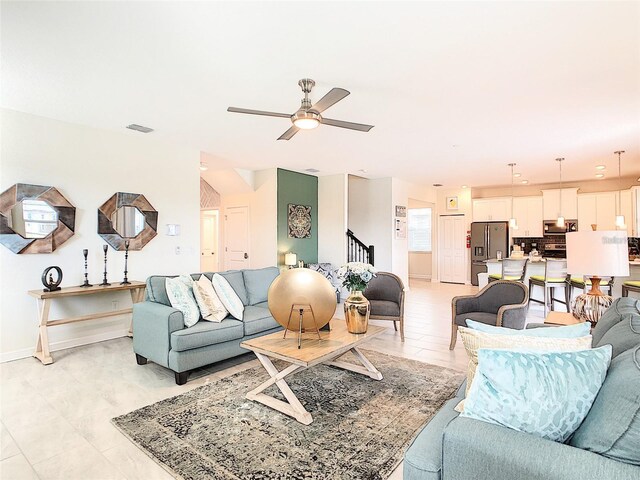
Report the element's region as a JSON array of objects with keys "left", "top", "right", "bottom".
[
  {"left": 126, "top": 124, "right": 154, "bottom": 133},
  {"left": 304, "top": 168, "right": 320, "bottom": 173}
]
